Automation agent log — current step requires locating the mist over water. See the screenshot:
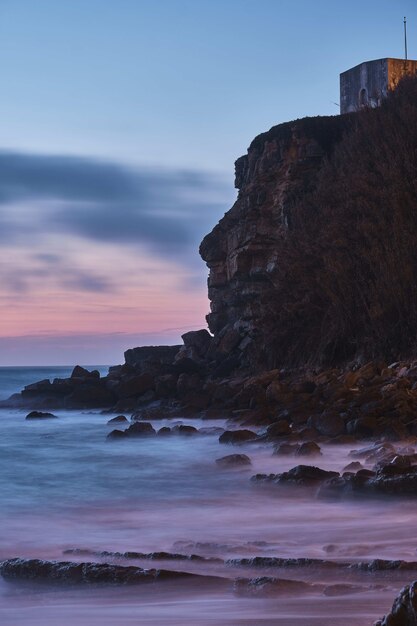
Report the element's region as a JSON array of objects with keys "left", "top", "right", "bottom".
[{"left": 0, "top": 367, "right": 413, "bottom": 625}]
